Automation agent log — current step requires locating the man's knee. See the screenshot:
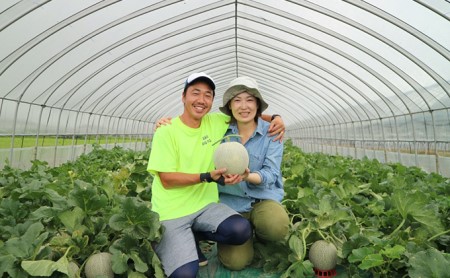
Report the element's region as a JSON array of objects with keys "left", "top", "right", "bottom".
[{"left": 218, "top": 214, "right": 252, "bottom": 244}]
